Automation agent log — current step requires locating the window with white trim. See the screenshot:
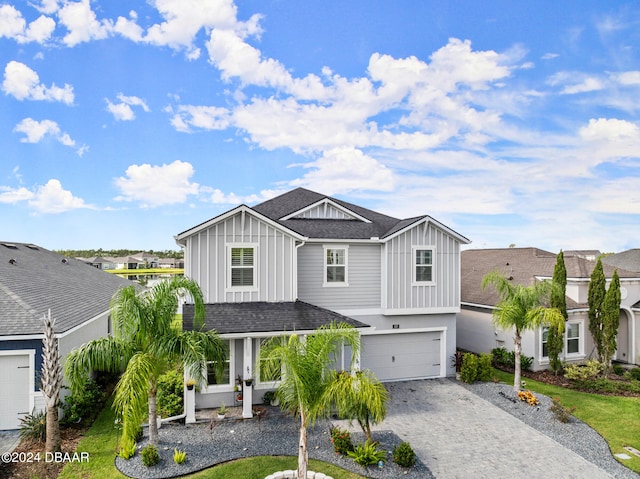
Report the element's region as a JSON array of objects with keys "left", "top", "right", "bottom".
[
  {"left": 413, "top": 247, "right": 435, "bottom": 284},
  {"left": 206, "top": 340, "right": 232, "bottom": 387},
  {"left": 257, "top": 338, "right": 282, "bottom": 386},
  {"left": 228, "top": 246, "right": 257, "bottom": 289},
  {"left": 323, "top": 246, "right": 348, "bottom": 286},
  {"left": 566, "top": 322, "right": 580, "bottom": 354},
  {"left": 541, "top": 327, "right": 549, "bottom": 358}
]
